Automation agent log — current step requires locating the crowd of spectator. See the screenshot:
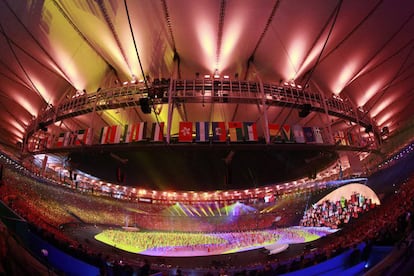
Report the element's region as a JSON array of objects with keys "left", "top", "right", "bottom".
[
  {"left": 1, "top": 146, "right": 414, "bottom": 275},
  {"left": 300, "top": 192, "right": 377, "bottom": 229},
  {"left": 0, "top": 167, "right": 310, "bottom": 234}
]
